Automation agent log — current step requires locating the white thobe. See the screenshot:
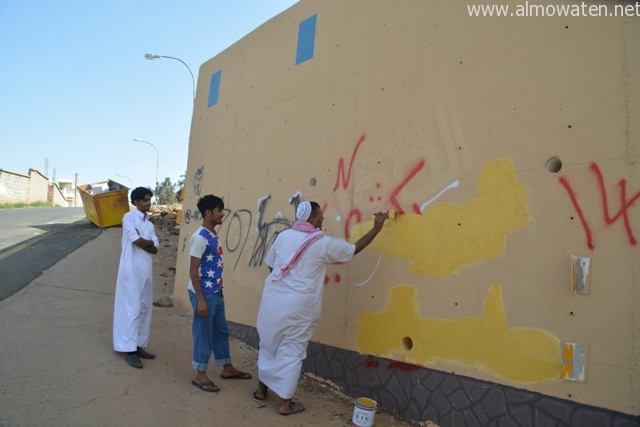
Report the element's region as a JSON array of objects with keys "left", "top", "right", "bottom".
[
  {"left": 113, "top": 210, "right": 159, "bottom": 352},
  {"left": 257, "top": 229, "right": 354, "bottom": 399}
]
